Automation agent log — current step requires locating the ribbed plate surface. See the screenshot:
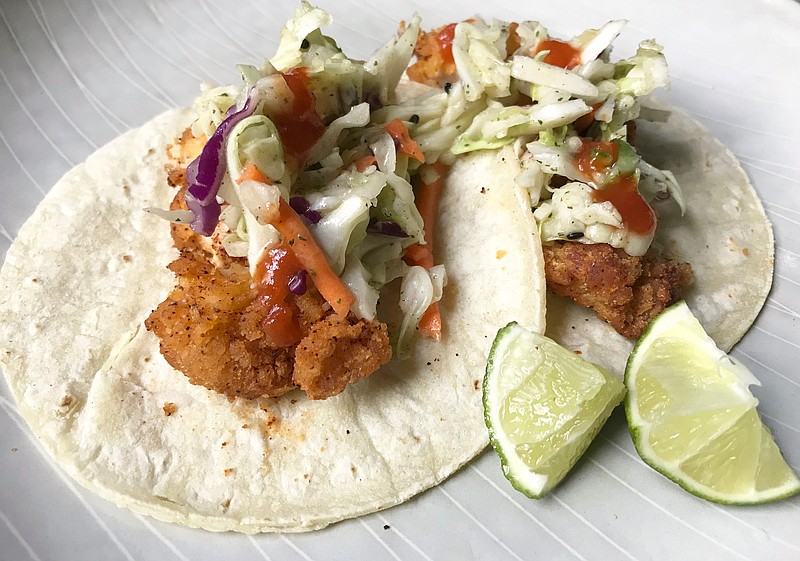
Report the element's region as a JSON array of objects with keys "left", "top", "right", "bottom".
[{"left": 1, "top": 1, "right": 799, "bottom": 559}]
